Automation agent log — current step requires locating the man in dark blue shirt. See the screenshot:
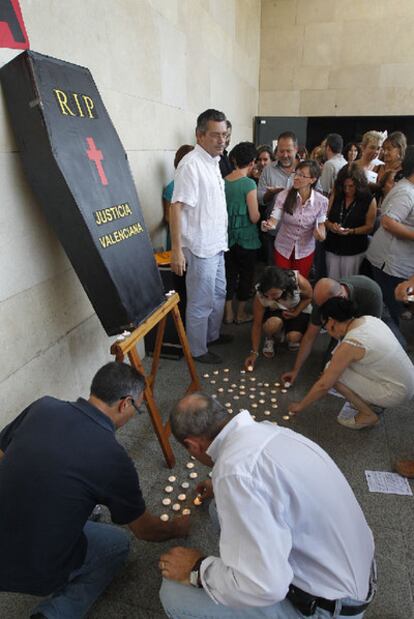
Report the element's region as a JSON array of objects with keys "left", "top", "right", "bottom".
[{"left": 0, "top": 362, "right": 189, "bottom": 618}]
